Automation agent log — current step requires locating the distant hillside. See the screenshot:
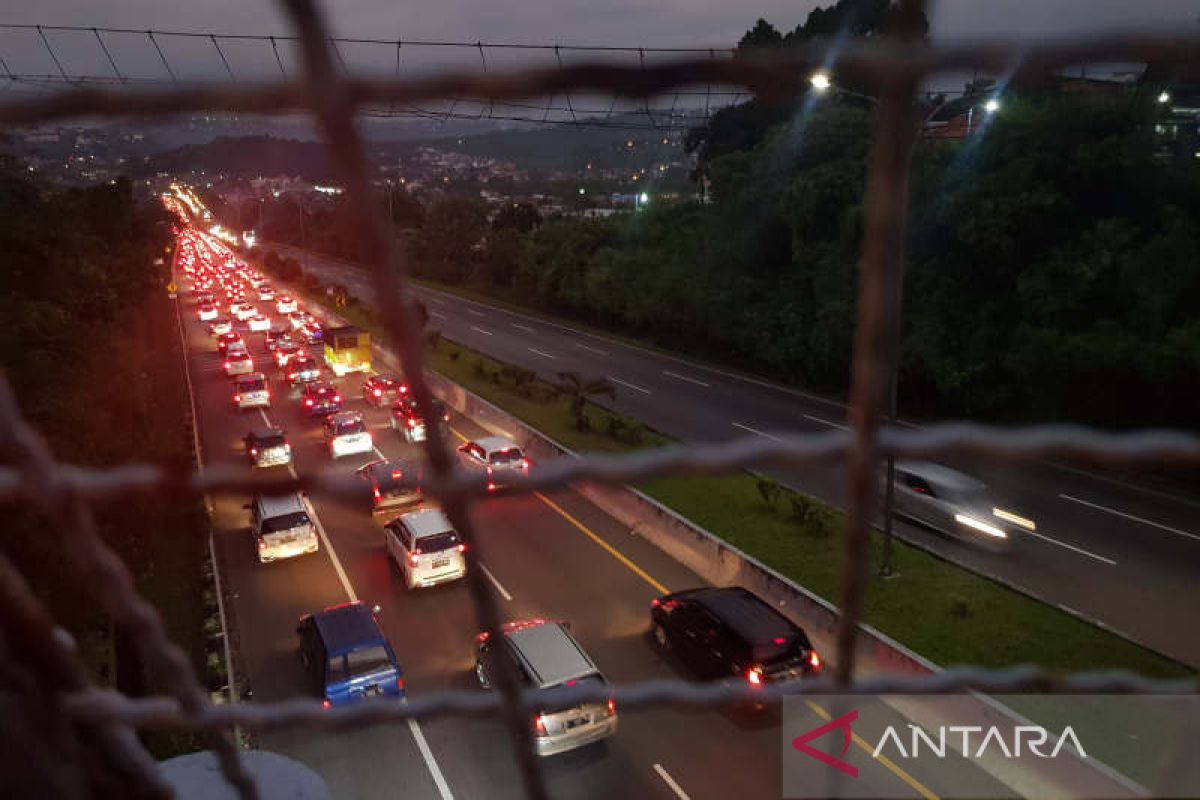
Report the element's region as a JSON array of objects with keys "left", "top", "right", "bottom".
[{"left": 141, "top": 136, "right": 336, "bottom": 181}]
